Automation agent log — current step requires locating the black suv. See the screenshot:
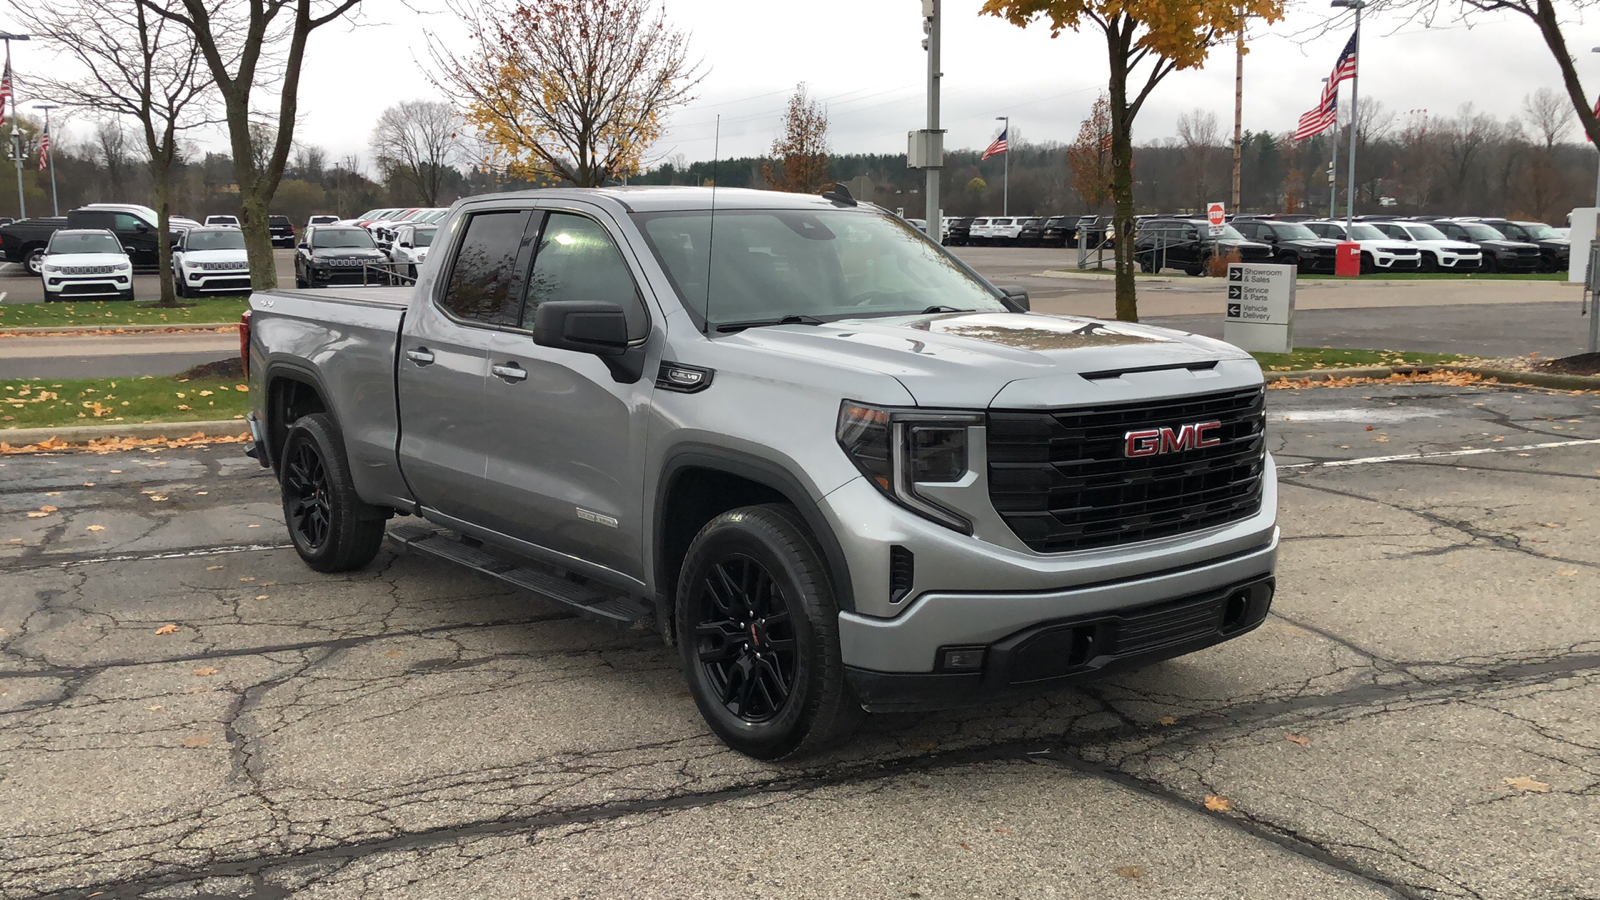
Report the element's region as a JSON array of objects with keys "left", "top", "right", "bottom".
[
  {"left": 1471, "top": 219, "right": 1568, "bottom": 273},
  {"left": 1041, "top": 215, "right": 1081, "bottom": 248},
  {"left": 1229, "top": 220, "right": 1340, "bottom": 273},
  {"left": 269, "top": 215, "right": 296, "bottom": 248},
  {"left": 1133, "top": 218, "right": 1272, "bottom": 275},
  {"left": 942, "top": 217, "right": 973, "bottom": 246},
  {"left": 1017, "top": 217, "right": 1047, "bottom": 246},
  {"left": 1428, "top": 219, "right": 1542, "bottom": 272}
]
